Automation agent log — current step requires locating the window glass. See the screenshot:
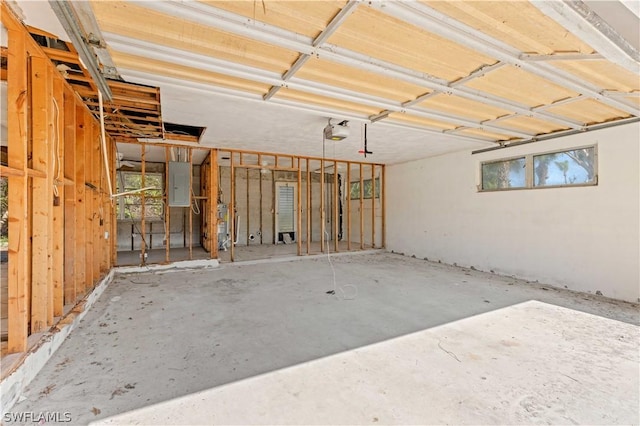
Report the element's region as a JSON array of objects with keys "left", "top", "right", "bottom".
[
  {"left": 117, "top": 172, "right": 164, "bottom": 220},
  {"left": 534, "top": 147, "right": 596, "bottom": 187},
  {"left": 481, "top": 158, "right": 526, "bottom": 190},
  {"left": 350, "top": 178, "right": 380, "bottom": 199}
]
